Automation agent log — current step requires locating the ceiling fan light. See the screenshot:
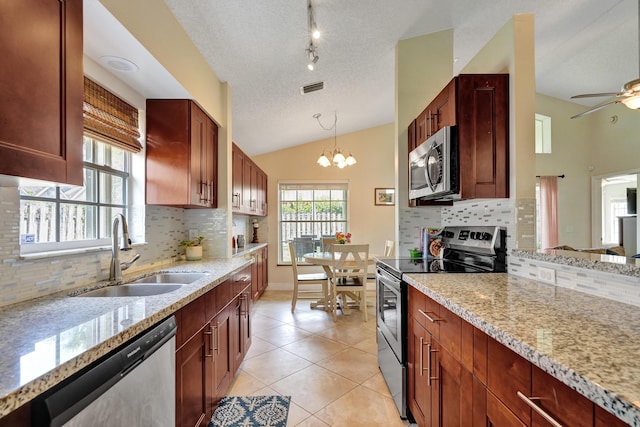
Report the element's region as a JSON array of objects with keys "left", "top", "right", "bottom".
[{"left": 622, "top": 95, "right": 640, "bottom": 109}]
